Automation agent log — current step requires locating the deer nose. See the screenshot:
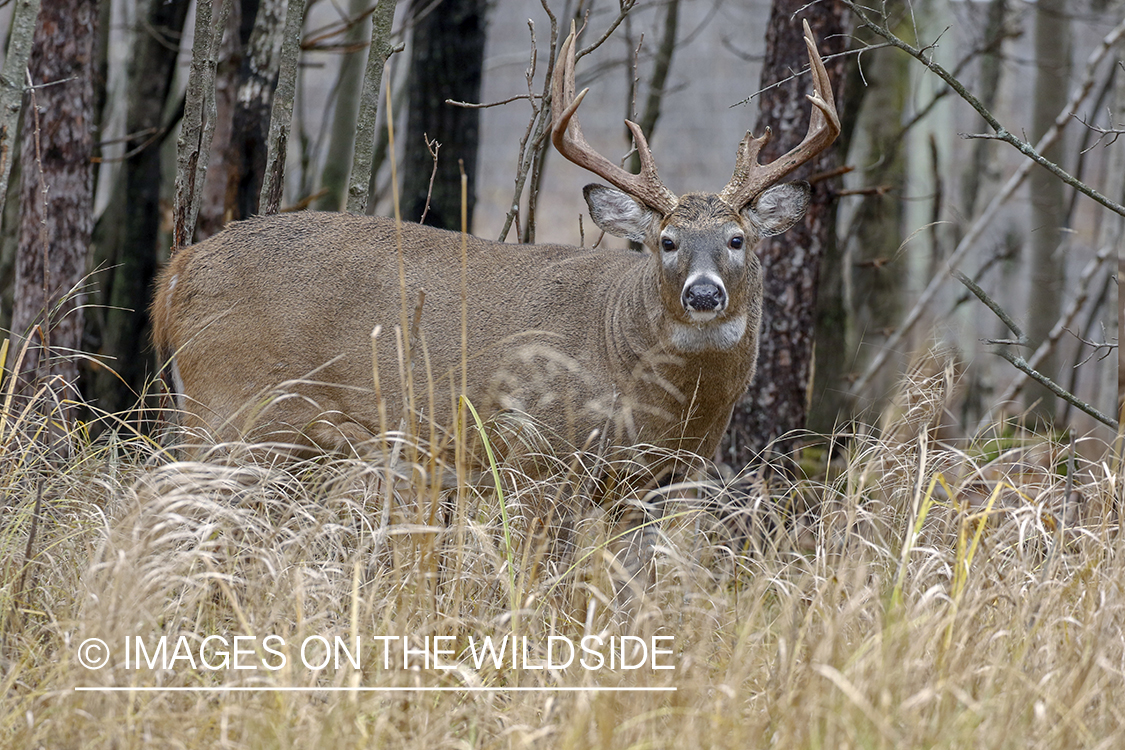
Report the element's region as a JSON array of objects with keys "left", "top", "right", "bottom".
[{"left": 682, "top": 279, "right": 727, "bottom": 313}]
